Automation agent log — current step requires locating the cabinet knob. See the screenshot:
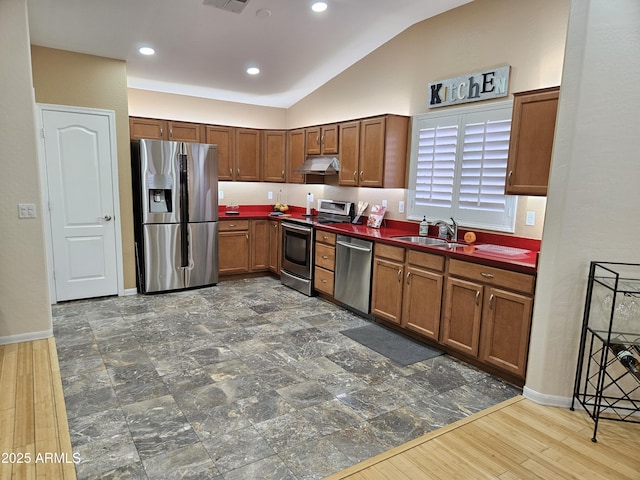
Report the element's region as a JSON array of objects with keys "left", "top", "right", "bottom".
[
  {"left": 359, "top": 171, "right": 364, "bottom": 181},
  {"left": 475, "top": 290, "right": 481, "bottom": 305},
  {"left": 507, "top": 170, "right": 513, "bottom": 185},
  {"left": 237, "top": 168, "right": 240, "bottom": 176},
  {"left": 480, "top": 272, "right": 494, "bottom": 278},
  {"left": 398, "top": 269, "right": 402, "bottom": 282},
  {"left": 406, "top": 272, "right": 411, "bottom": 285},
  {"left": 489, "top": 293, "right": 494, "bottom": 309},
  {"left": 321, "top": 279, "right": 327, "bottom": 283},
  {"left": 353, "top": 171, "right": 357, "bottom": 181},
  {"left": 229, "top": 168, "right": 233, "bottom": 176},
  {"left": 322, "top": 255, "right": 329, "bottom": 259}
]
